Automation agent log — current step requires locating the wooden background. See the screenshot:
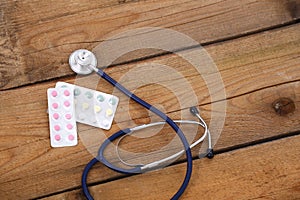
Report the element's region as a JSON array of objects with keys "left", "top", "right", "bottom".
[{"left": 0, "top": 0, "right": 300, "bottom": 199}]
